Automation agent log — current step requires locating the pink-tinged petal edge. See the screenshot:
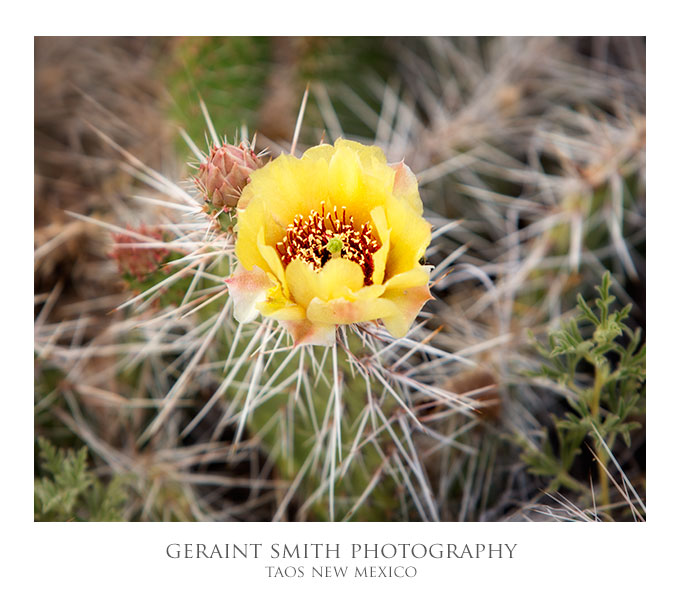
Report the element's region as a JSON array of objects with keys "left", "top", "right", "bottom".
[
  {"left": 389, "top": 160, "right": 421, "bottom": 212},
  {"left": 280, "top": 318, "right": 336, "bottom": 347},
  {"left": 381, "top": 284, "right": 434, "bottom": 338},
  {"left": 224, "top": 265, "right": 273, "bottom": 323}
]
